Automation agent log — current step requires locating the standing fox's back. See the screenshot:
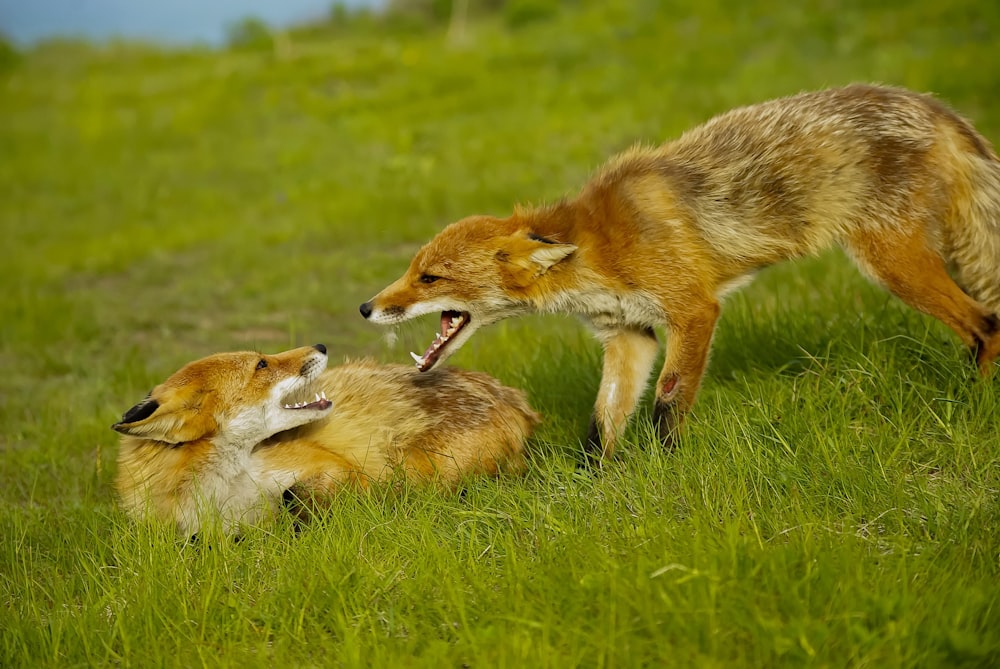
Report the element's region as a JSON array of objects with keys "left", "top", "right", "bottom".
[{"left": 593, "top": 84, "right": 1000, "bottom": 304}]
